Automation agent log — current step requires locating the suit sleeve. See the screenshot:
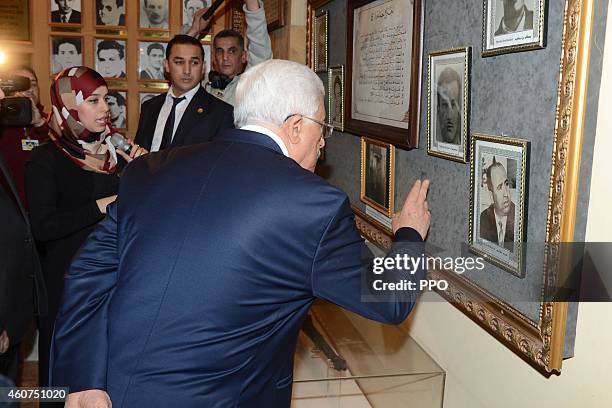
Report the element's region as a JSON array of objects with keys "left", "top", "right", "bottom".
[
  {"left": 311, "top": 197, "right": 426, "bottom": 325},
  {"left": 49, "top": 201, "right": 119, "bottom": 392}
]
